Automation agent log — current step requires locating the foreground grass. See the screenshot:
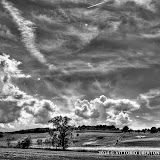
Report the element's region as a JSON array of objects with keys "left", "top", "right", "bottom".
[{"left": 0, "top": 148, "right": 160, "bottom": 160}]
